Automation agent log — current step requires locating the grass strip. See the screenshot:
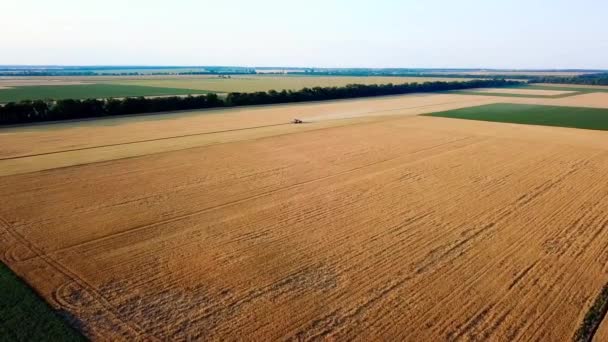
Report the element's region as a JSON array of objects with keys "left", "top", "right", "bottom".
[{"left": 0, "top": 263, "right": 84, "bottom": 341}]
